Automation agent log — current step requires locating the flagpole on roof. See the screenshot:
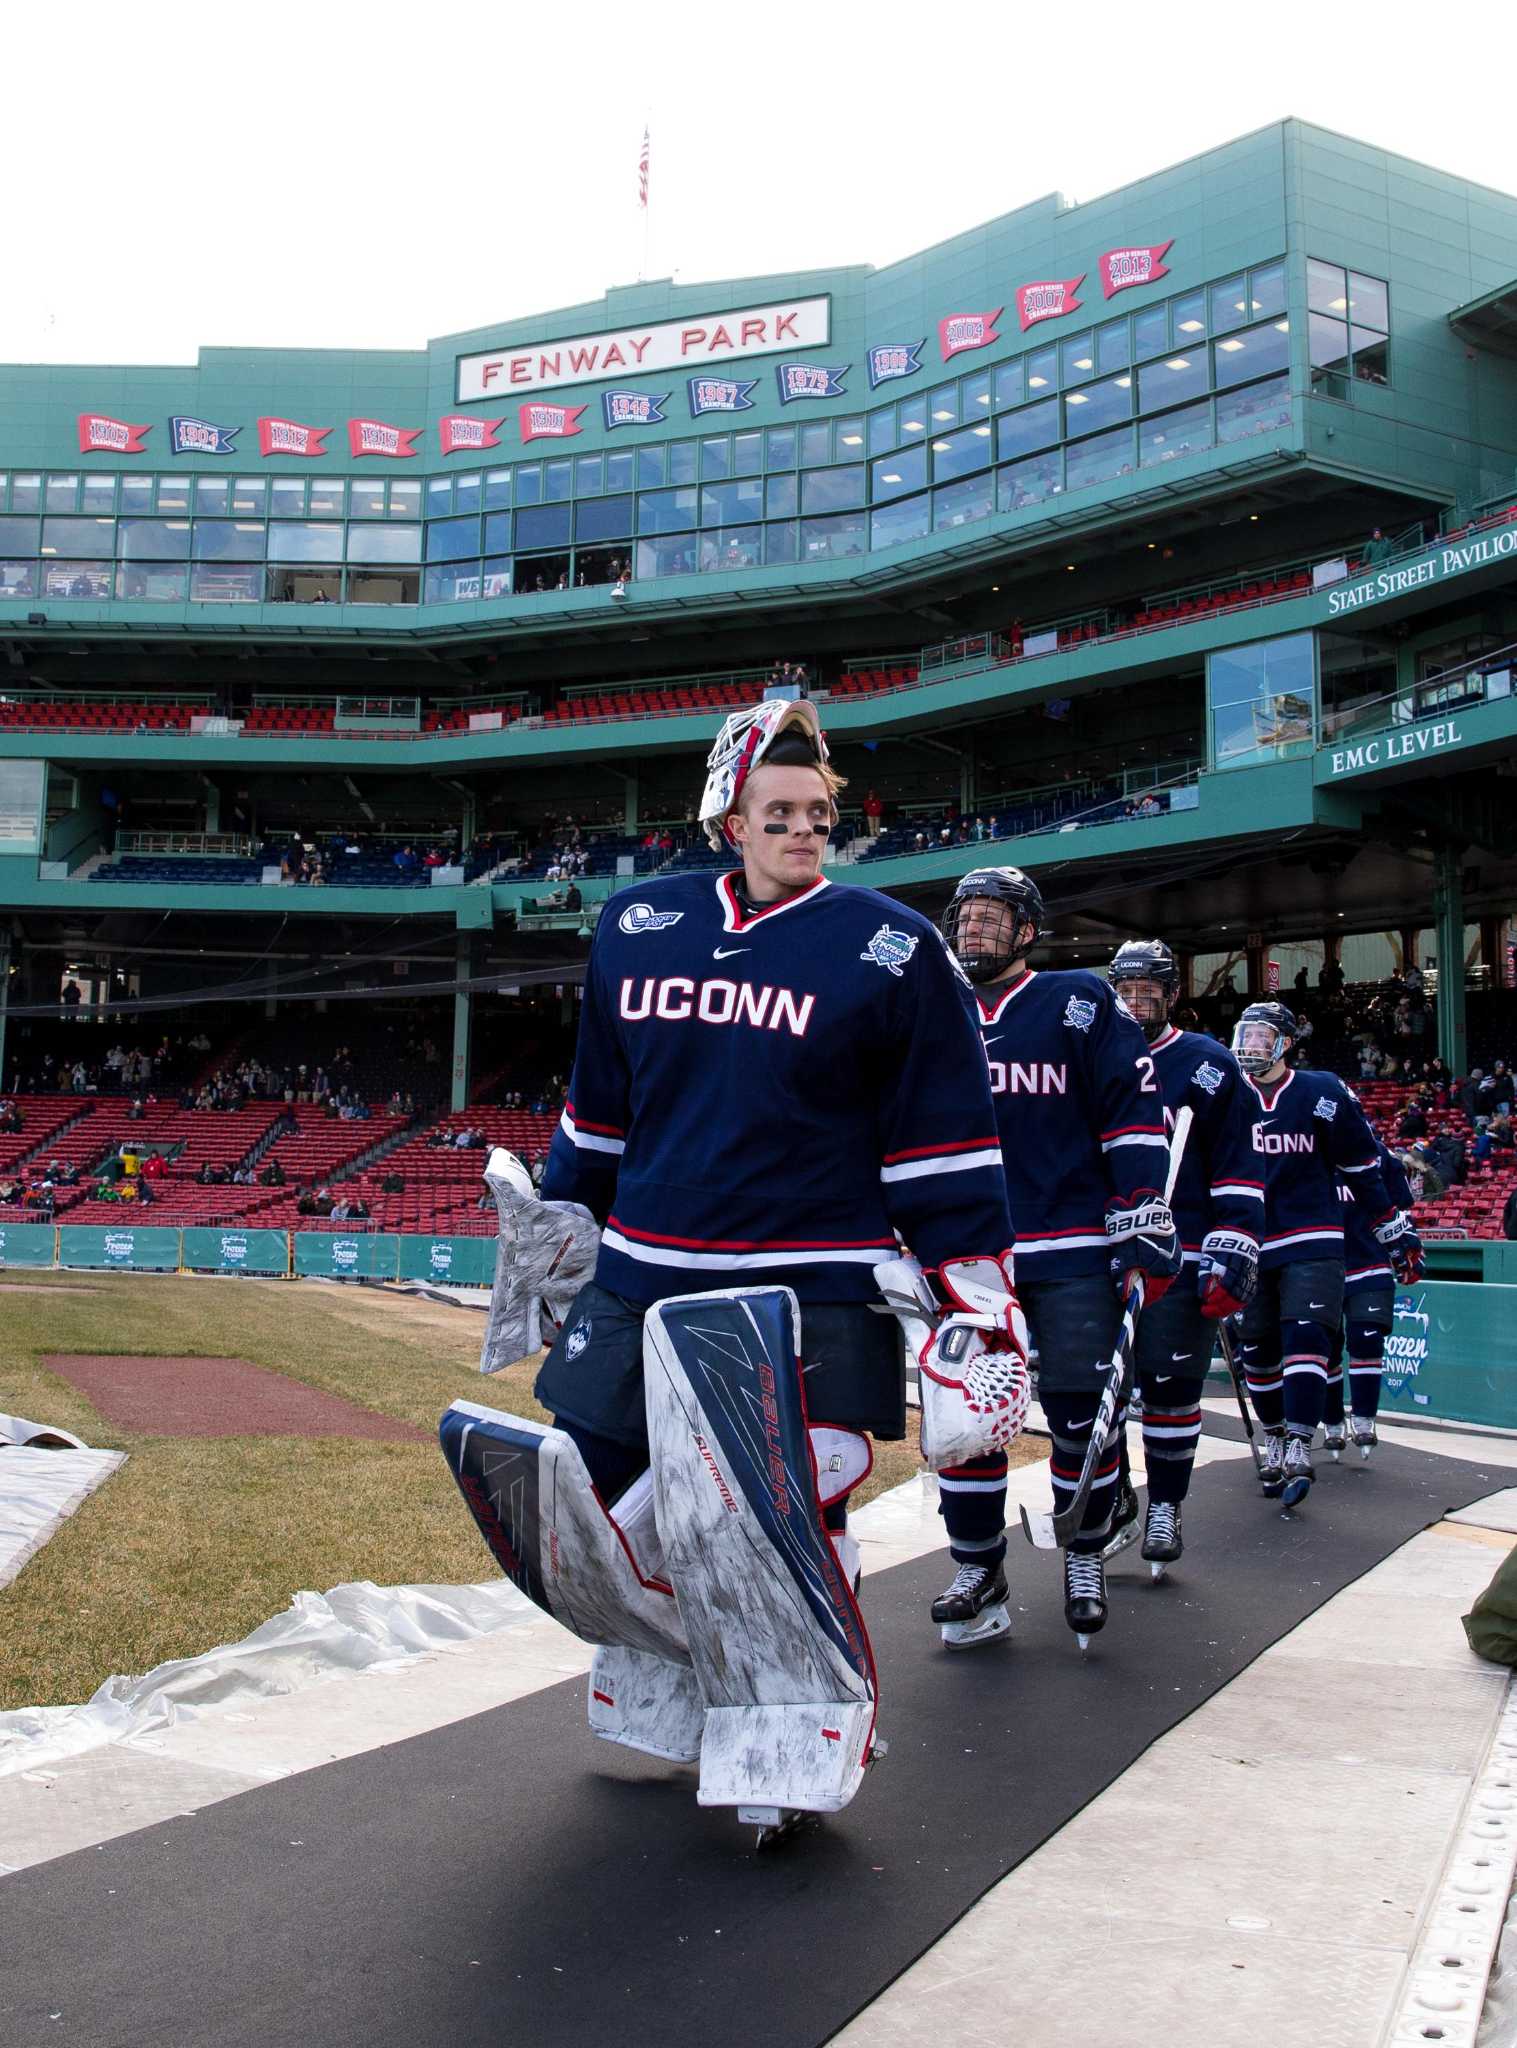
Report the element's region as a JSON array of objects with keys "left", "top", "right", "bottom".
[{"left": 638, "top": 122, "right": 650, "bottom": 282}]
